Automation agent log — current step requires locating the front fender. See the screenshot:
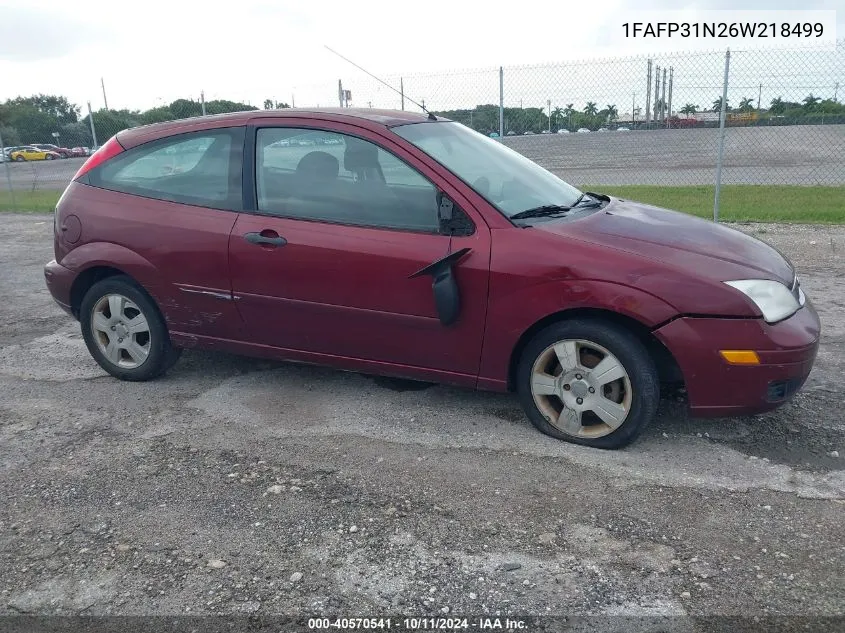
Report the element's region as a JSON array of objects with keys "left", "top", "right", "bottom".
[{"left": 477, "top": 278, "right": 679, "bottom": 389}]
